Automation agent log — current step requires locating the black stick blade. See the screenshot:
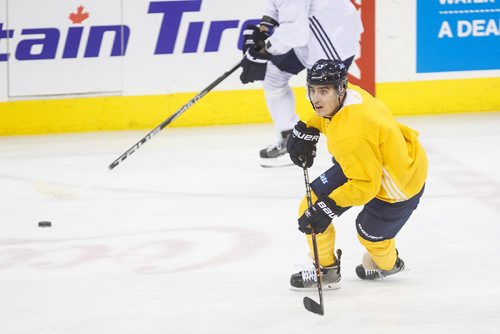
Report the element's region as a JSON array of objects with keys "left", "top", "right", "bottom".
[{"left": 303, "top": 297, "right": 324, "bottom": 316}]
